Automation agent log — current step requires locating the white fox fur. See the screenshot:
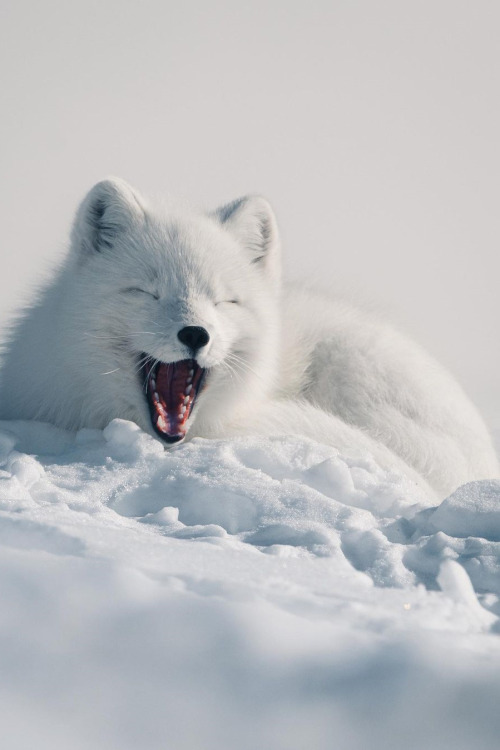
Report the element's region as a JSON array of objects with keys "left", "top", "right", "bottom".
[{"left": 0, "top": 178, "right": 497, "bottom": 498}]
